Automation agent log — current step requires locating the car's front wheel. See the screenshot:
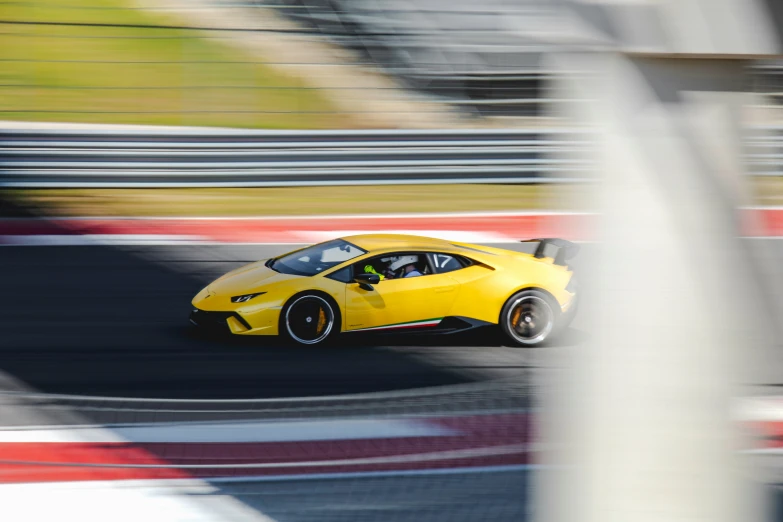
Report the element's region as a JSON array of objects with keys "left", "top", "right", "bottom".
[
  {"left": 281, "top": 293, "right": 339, "bottom": 346},
  {"left": 500, "top": 289, "right": 558, "bottom": 347}
]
